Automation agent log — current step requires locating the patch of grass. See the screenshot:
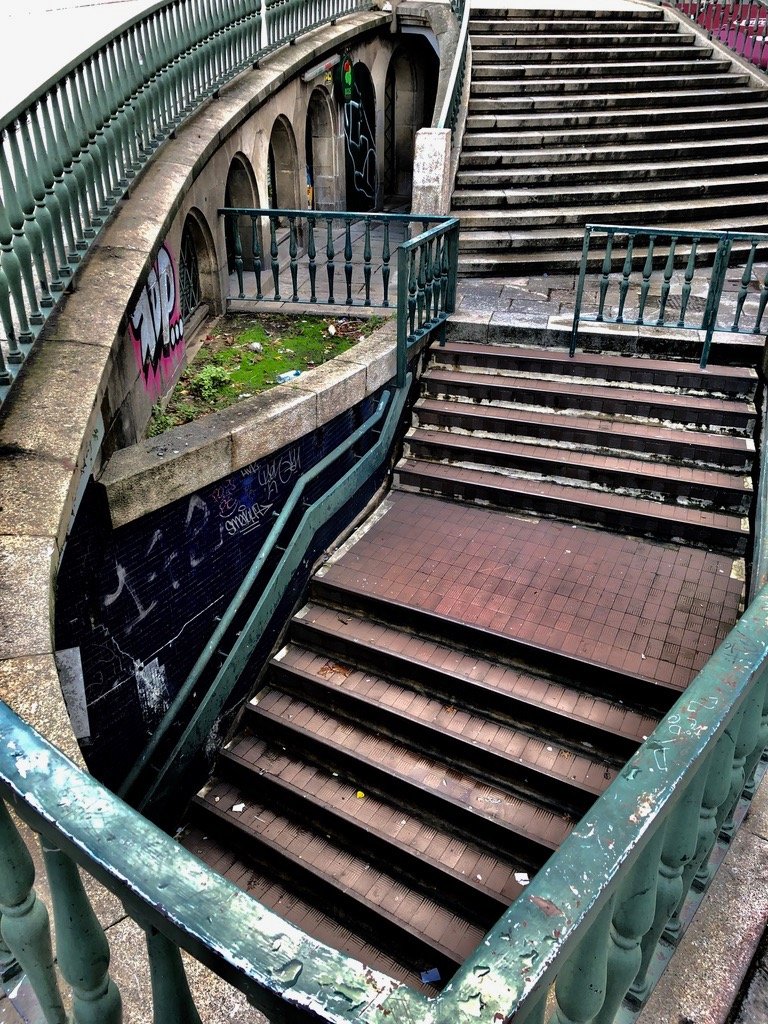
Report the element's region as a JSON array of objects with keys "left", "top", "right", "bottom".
[{"left": 148, "top": 313, "right": 386, "bottom": 435}]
